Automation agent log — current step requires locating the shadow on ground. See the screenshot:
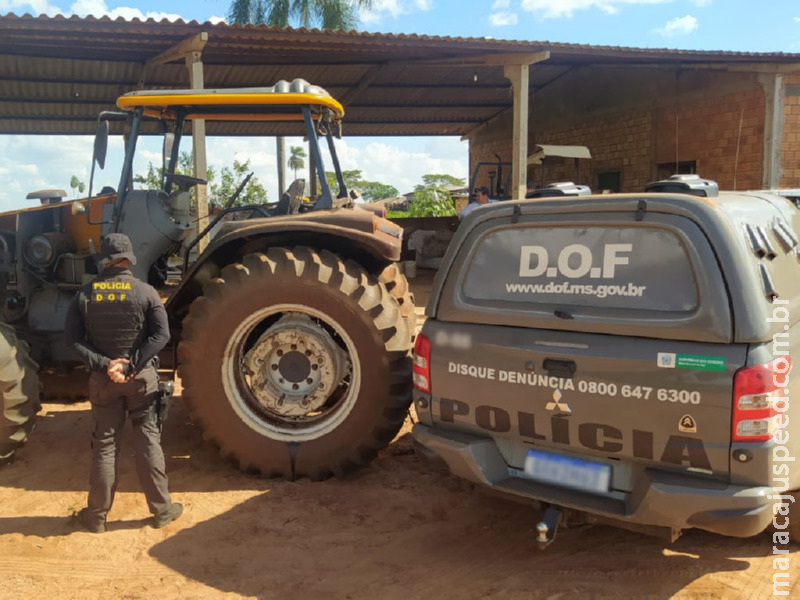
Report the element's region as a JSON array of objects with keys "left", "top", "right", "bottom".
[
  {"left": 2, "top": 396, "right": 268, "bottom": 494},
  {"left": 149, "top": 475, "right": 765, "bottom": 600},
  {"left": 0, "top": 514, "right": 153, "bottom": 537}
]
